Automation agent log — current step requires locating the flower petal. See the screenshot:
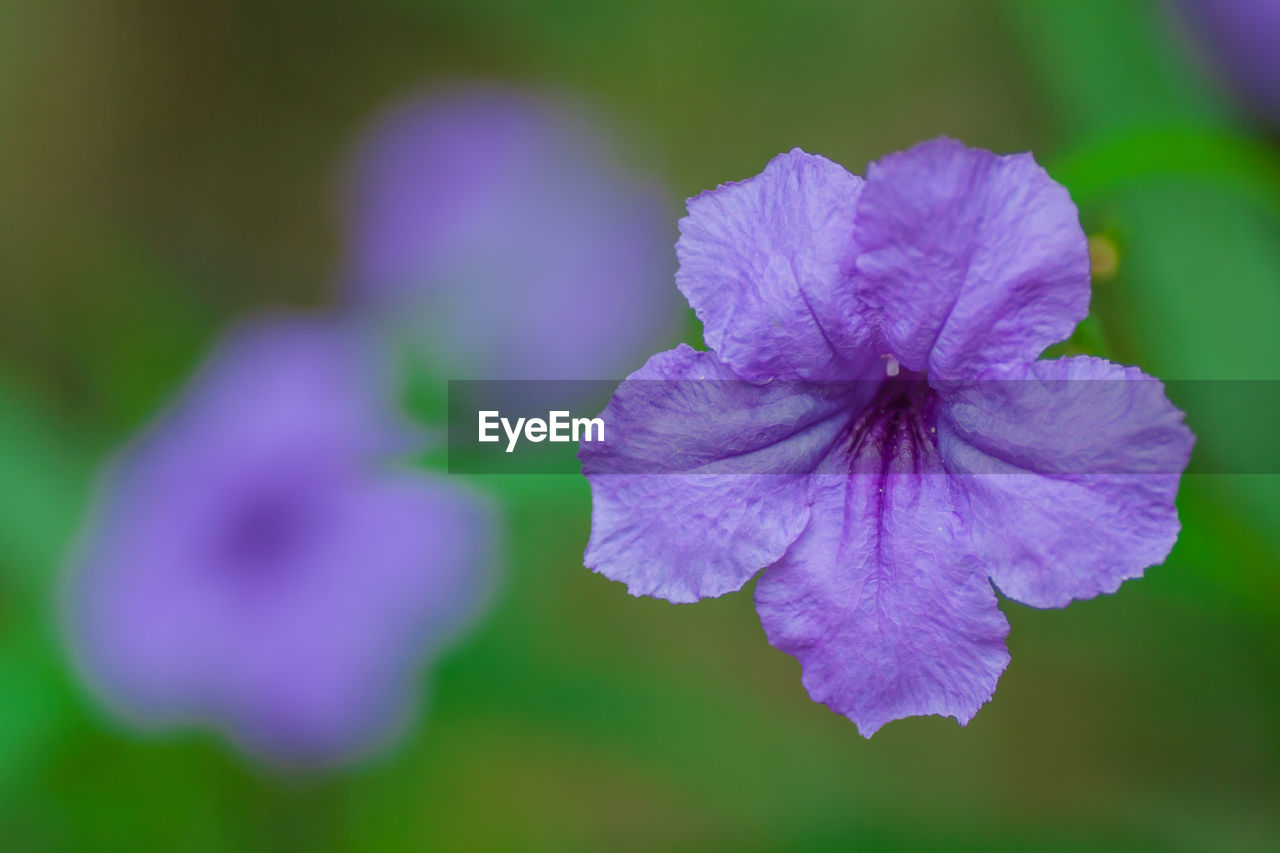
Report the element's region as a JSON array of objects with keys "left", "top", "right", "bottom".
[
  {"left": 64, "top": 318, "right": 496, "bottom": 765},
  {"left": 1173, "top": 0, "right": 1280, "bottom": 126},
  {"left": 854, "top": 137, "right": 1090, "bottom": 378},
  {"left": 938, "top": 356, "right": 1194, "bottom": 608},
  {"left": 677, "top": 149, "right": 878, "bottom": 381},
  {"left": 220, "top": 475, "right": 495, "bottom": 762},
  {"left": 754, "top": 436, "right": 1010, "bottom": 737},
  {"left": 581, "top": 344, "right": 865, "bottom": 603},
  {"left": 342, "top": 88, "right": 681, "bottom": 380}
]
